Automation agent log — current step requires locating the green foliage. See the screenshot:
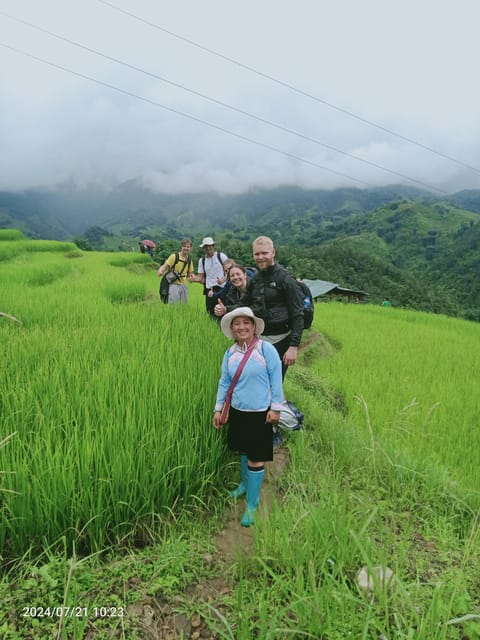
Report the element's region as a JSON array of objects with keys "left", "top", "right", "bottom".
[
  {"left": 0, "top": 248, "right": 227, "bottom": 560},
  {"left": 1, "top": 243, "right": 480, "bottom": 638},
  {"left": 105, "top": 281, "right": 147, "bottom": 303},
  {"left": 3, "top": 180, "right": 480, "bottom": 320},
  {"left": 22, "top": 240, "right": 77, "bottom": 253},
  {"left": 83, "top": 226, "right": 113, "bottom": 250},
  {"left": 76, "top": 188, "right": 478, "bottom": 319},
  {"left": 0, "top": 243, "right": 22, "bottom": 263},
  {"left": 152, "top": 238, "right": 182, "bottom": 264},
  {"left": 25, "top": 263, "right": 73, "bottom": 287},
  {"left": 108, "top": 254, "right": 152, "bottom": 267},
  {"left": 0, "top": 228, "right": 24, "bottom": 241},
  {"left": 64, "top": 250, "right": 84, "bottom": 259},
  {"left": 73, "top": 237, "right": 92, "bottom": 251},
  {"left": 309, "top": 304, "right": 480, "bottom": 496}
]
